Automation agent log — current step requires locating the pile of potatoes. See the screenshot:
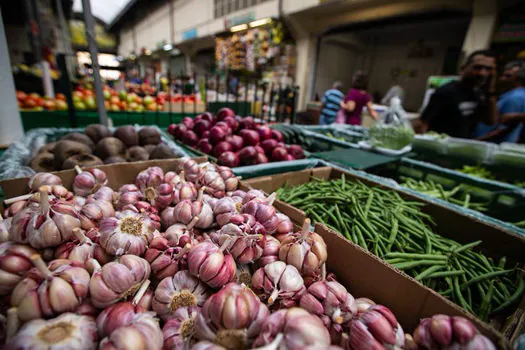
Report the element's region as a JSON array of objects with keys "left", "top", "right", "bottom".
[{"left": 31, "top": 125, "right": 178, "bottom": 172}]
